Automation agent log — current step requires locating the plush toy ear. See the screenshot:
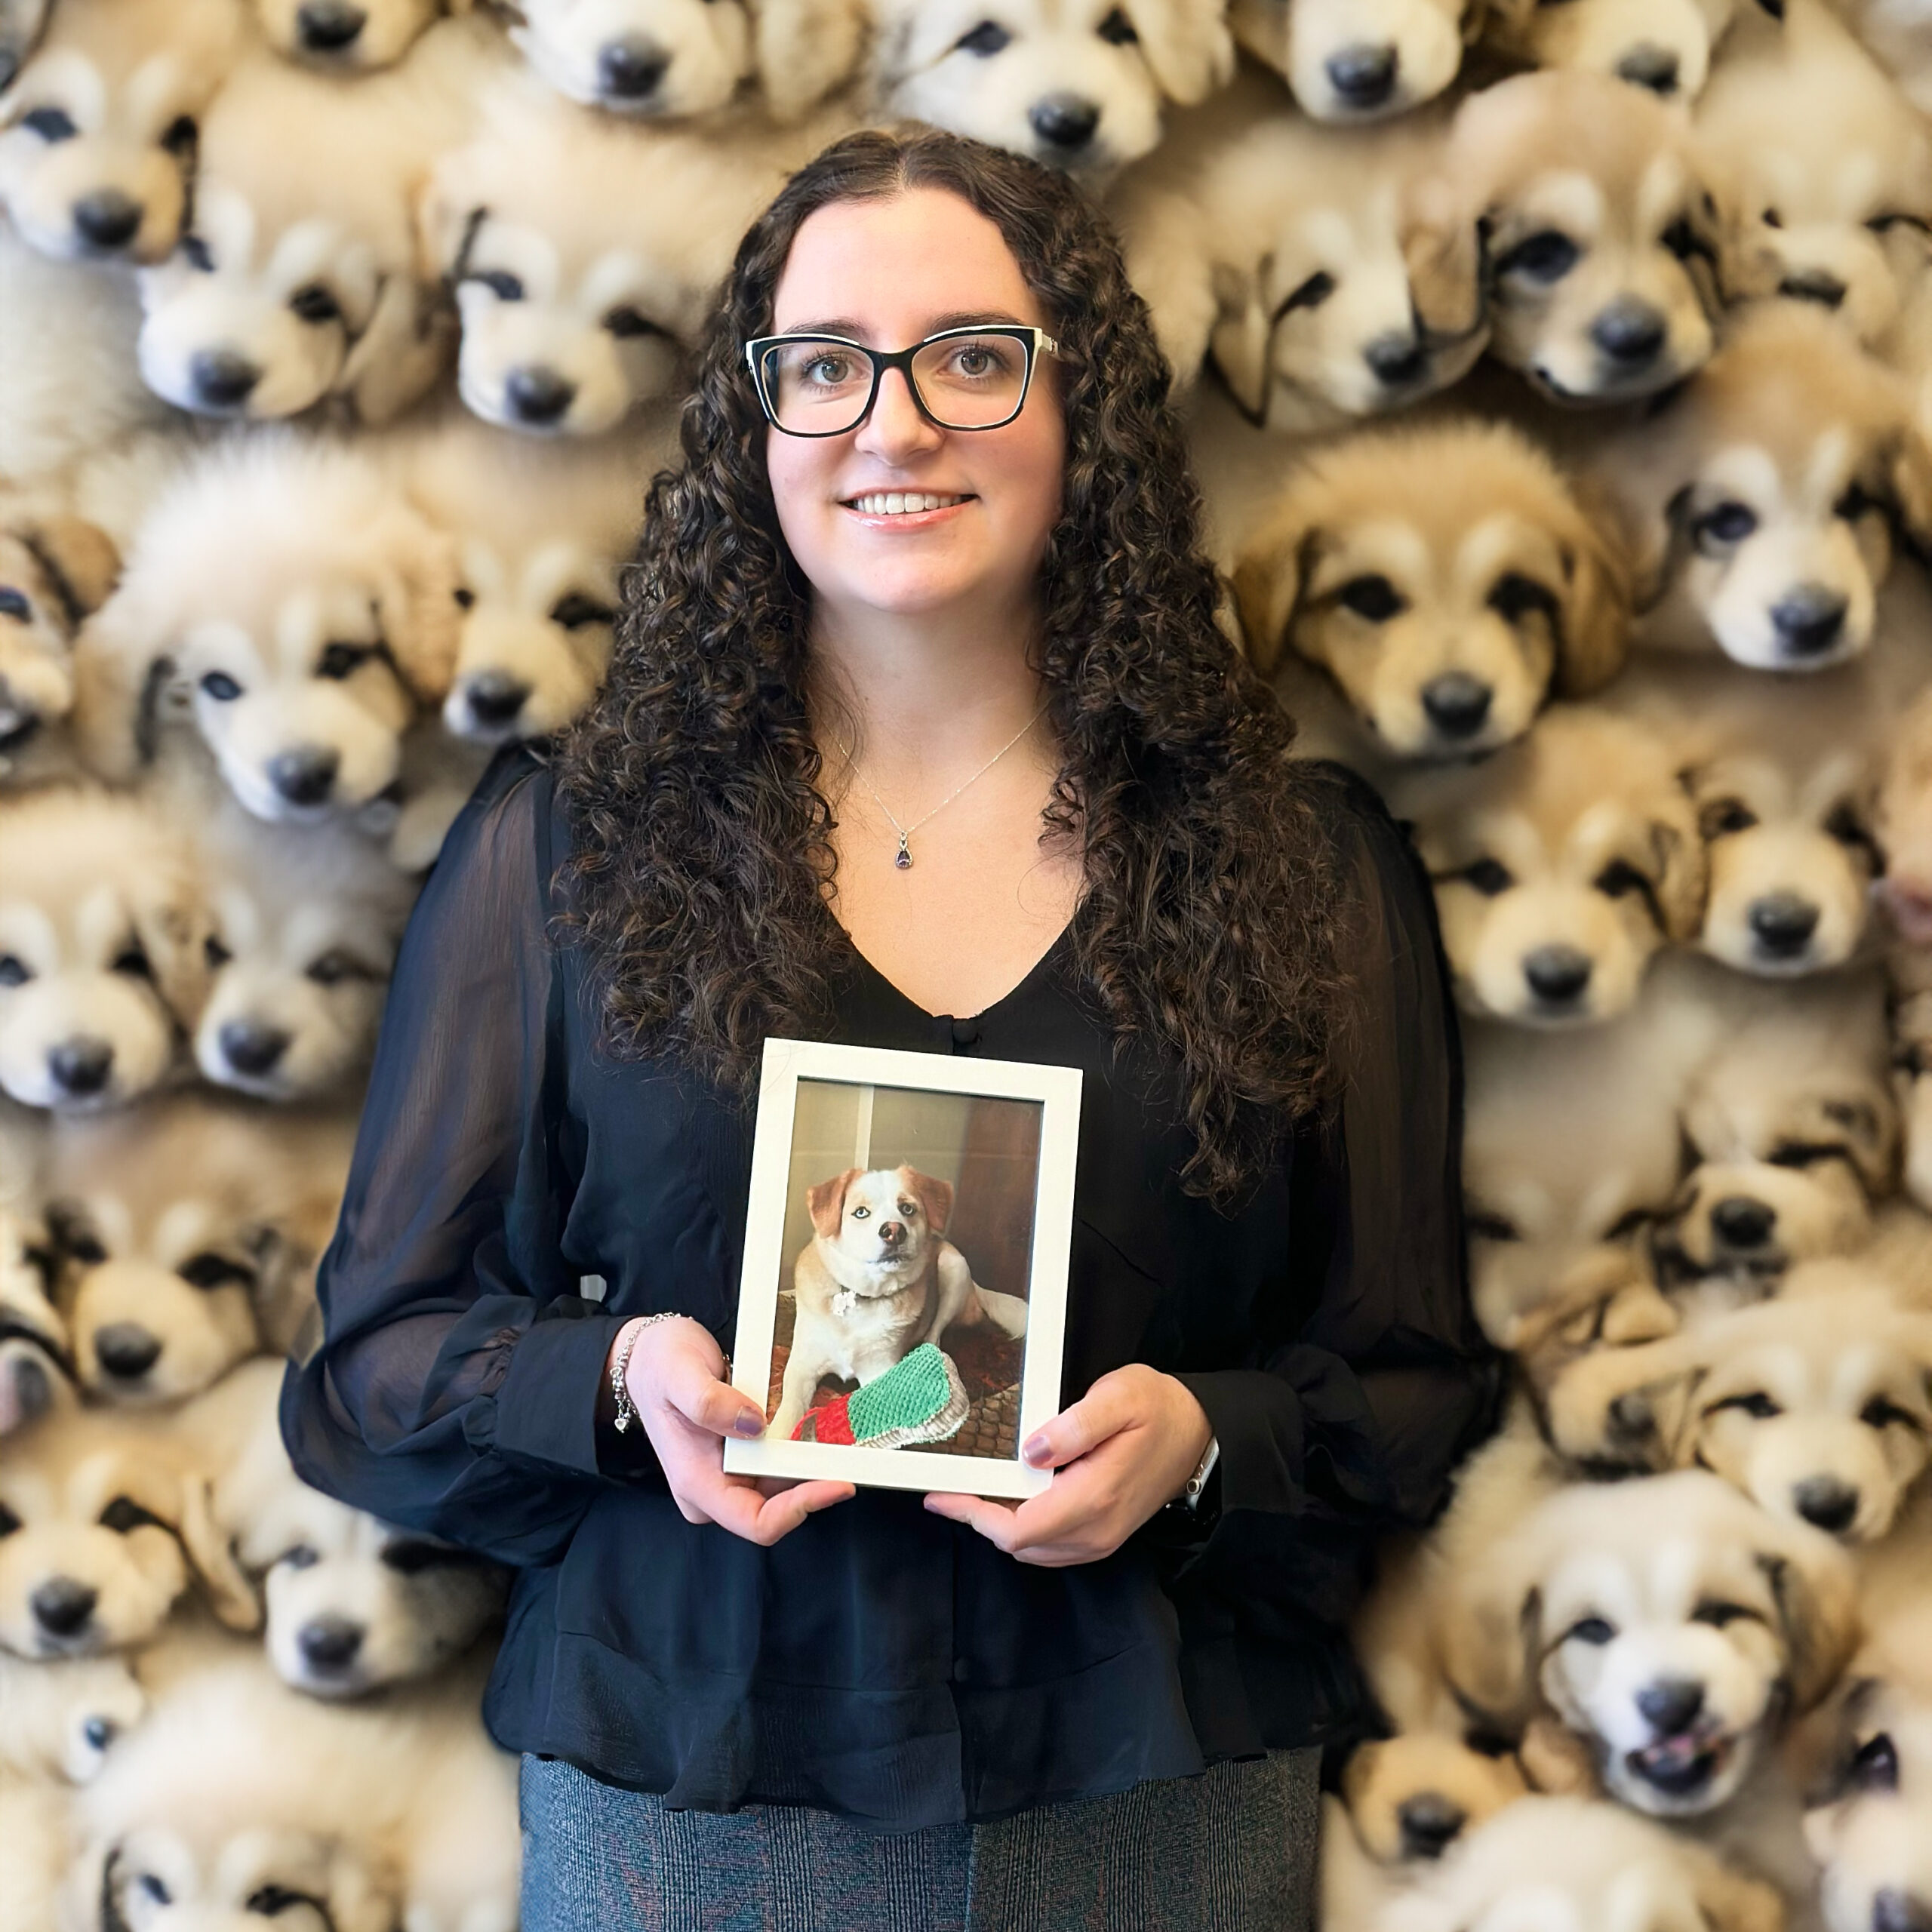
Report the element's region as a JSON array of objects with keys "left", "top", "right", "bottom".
[
  {"left": 1402, "top": 181, "right": 1485, "bottom": 346},
  {"left": 373, "top": 509, "right": 463, "bottom": 706},
  {"left": 808, "top": 1169, "right": 862, "bottom": 1240},
  {"left": 752, "top": 0, "right": 869, "bottom": 120},
  {"left": 1543, "top": 1335, "right": 1701, "bottom": 1471},
  {"left": 1442, "top": 1564, "right": 1544, "bottom": 1738},
  {"left": 70, "top": 592, "right": 174, "bottom": 782},
  {"left": 16, "top": 514, "right": 121, "bottom": 630},
  {"left": 1757, "top": 1530, "right": 1860, "bottom": 1713},
  {"left": 177, "top": 1470, "right": 263, "bottom": 1632},
  {"left": 1553, "top": 525, "right": 1632, "bottom": 699},
  {"left": 1887, "top": 425, "right": 1932, "bottom": 563},
  {"left": 337, "top": 274, "right": 458, "bottom": 428},
  {"left": 902, "top": 1167, "right": 953, "bottom": 1237},
  {"left": 1122, "top": 0, "right": 1235, "bottom": 105},
  {"left": 1650, "top": 803, "right": 1709, "bottom": 943},
  {"left": 1205, "top": 262, "right": 1274, "bottom": 426},
  {"left": 1232, "top": 499, "right": 1317, "bottom": 678},
  {"left": 412, "top": 159, "right": 481, "bottom": 287}
]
